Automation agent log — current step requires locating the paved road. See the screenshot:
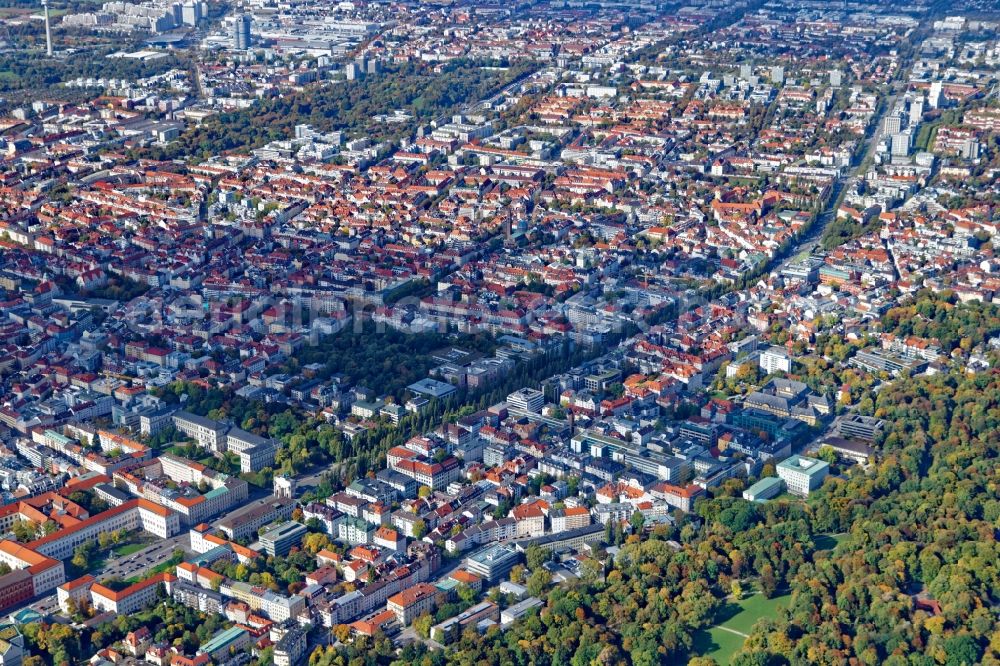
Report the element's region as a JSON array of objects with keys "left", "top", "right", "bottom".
[
  {"left": 295, "top": 468, "right": 337, "bottom": 494},
  {"left": 97, "top": 533, "right": 192, "bottom": 581},
  {"left": 772, "top": 87, "right": 902, "bottom": 274},
  {"left": 28, "top": 592, "right": 62, "bottom": 617},
  {"left": 24, "top": 533, "right": 191, "bottom": 618}
]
